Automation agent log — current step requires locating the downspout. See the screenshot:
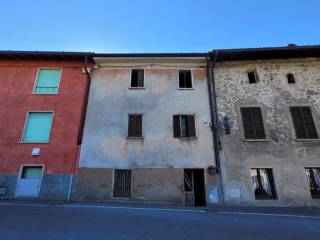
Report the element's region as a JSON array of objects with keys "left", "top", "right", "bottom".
[
  {"left": 206, "top": 51, "right": 225, "bottom": 204},
  {"left": 67, "top": 55, "right": 92, "bottom": 202}
]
